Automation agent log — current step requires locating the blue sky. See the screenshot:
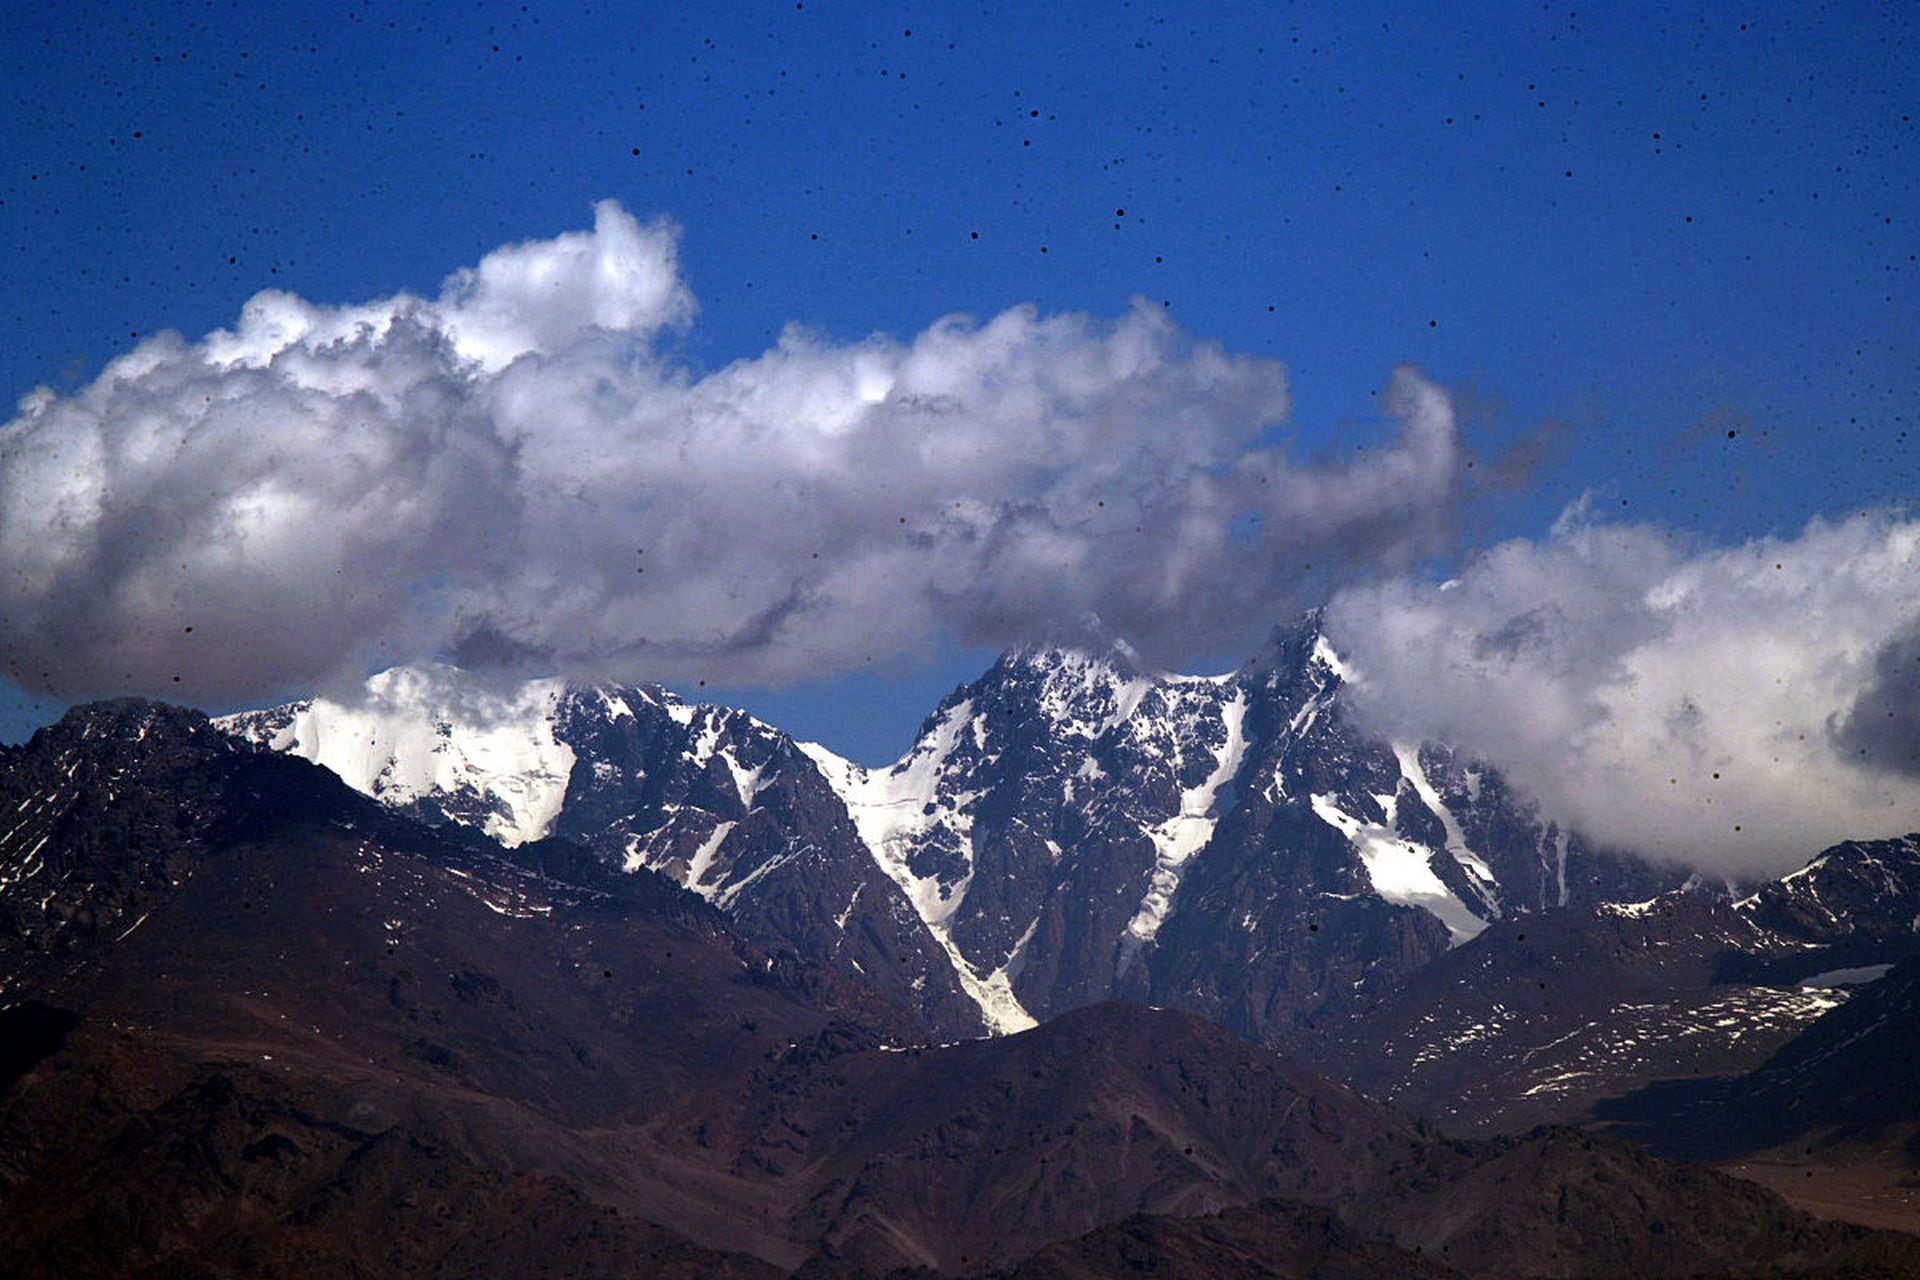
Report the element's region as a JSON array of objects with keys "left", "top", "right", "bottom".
[{"left": 2, "top": 1, "right": 1914, "bottom": 763}]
